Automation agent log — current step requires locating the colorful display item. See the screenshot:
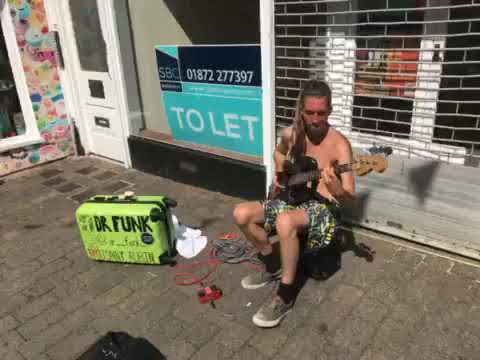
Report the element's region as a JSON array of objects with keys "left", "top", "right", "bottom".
[{"left": 76, "top": 192, "right": 177, "bottom": 265}]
